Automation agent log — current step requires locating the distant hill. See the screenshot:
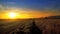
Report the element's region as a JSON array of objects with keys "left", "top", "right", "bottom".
[{"left": 44, "top": 15, "right": 60, "bottom": 19}]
